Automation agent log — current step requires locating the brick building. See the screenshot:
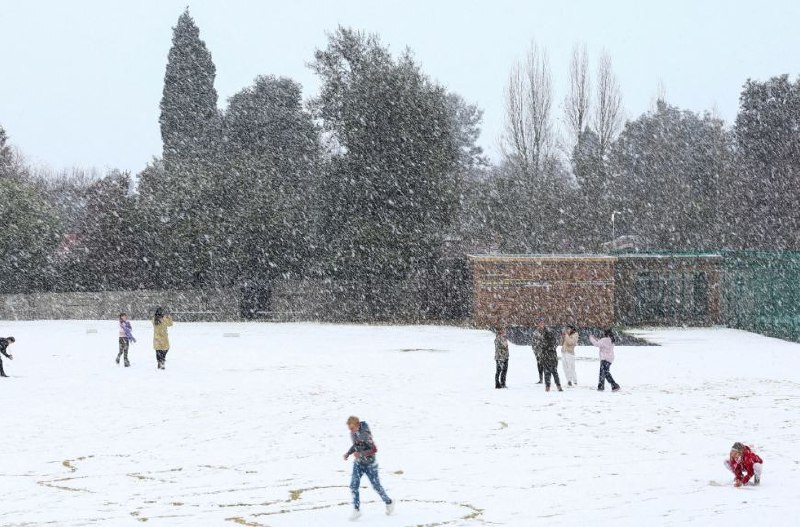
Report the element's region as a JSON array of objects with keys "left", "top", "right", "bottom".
[
  {"left": 614, "top": 254, "right": 722, "bottom": 326},
  {"left": 468, "top": 254, "right": 721, "bottom": 328},
  {"left": 468, "top": 255, "right": 616, "bottom": 327}
]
